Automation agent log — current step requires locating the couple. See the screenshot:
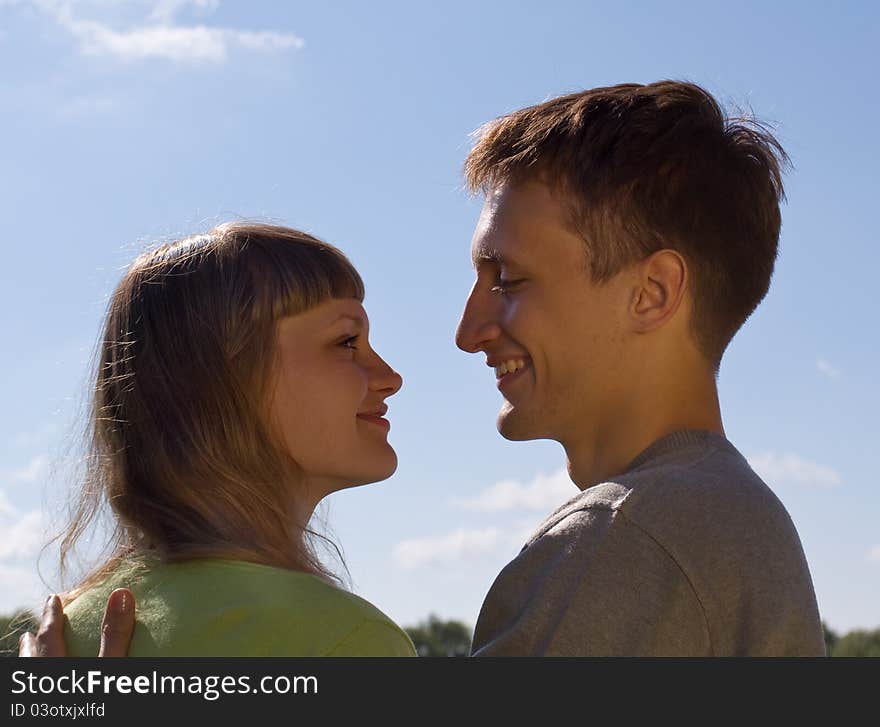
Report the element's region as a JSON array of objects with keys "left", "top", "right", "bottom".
[{"left": 23, "top": 80, "right": 825, "bottom": 657}]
